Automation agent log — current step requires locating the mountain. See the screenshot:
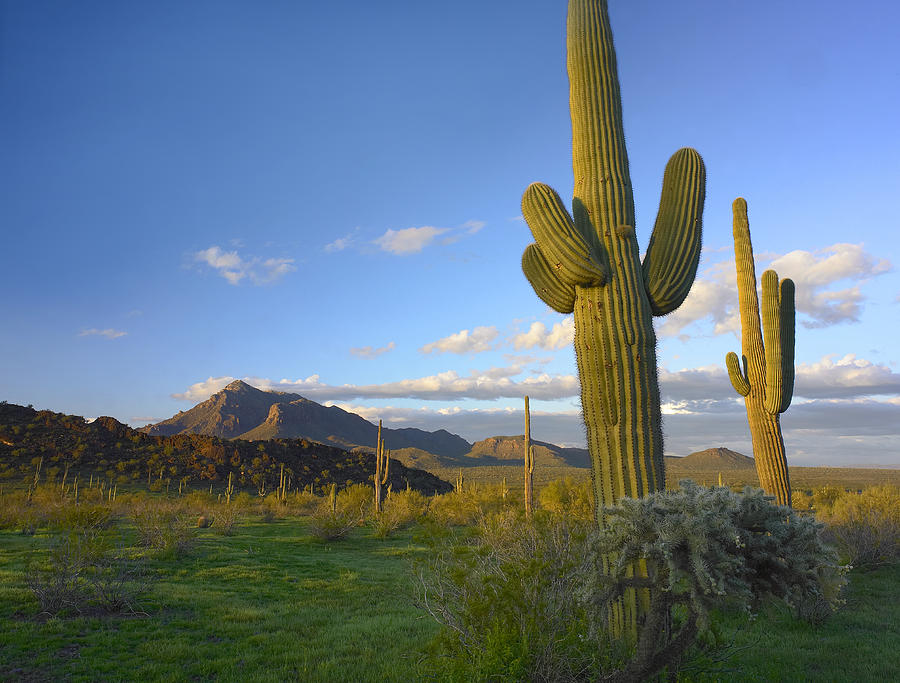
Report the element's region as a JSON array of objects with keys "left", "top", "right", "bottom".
[
  {"left": 142, "top": 380, "right": 472, "bottom": 457},
  {"left": 667, "top": 447, "right": 755, "bottom": 470},
  {"left": 464, "top": 435, "right": 591, "bottom": 468},
  {"left": 0, "top": 401, "right": 452, "bottom": 495}
]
